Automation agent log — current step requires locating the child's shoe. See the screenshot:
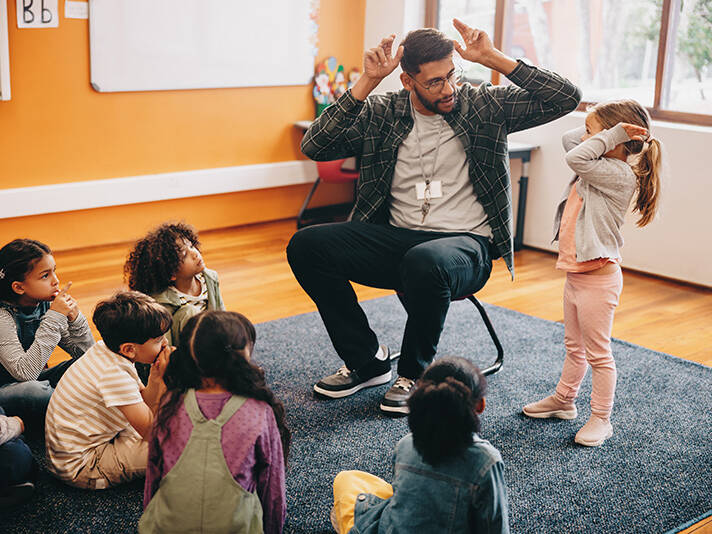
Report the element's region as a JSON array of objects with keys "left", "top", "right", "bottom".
[
  {"left": 574, "top": 416, "right": 613, "bottom": 447},
  {"left": 522, "top": 395, "right": 577, "bottom": 419}
]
